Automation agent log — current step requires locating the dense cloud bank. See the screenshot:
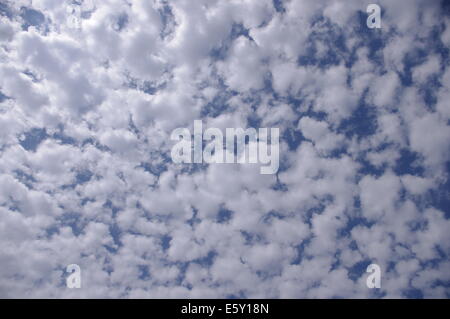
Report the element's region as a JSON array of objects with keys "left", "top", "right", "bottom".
[{"left": 0, "top": 0, "right": 449, "bottom": 298}]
